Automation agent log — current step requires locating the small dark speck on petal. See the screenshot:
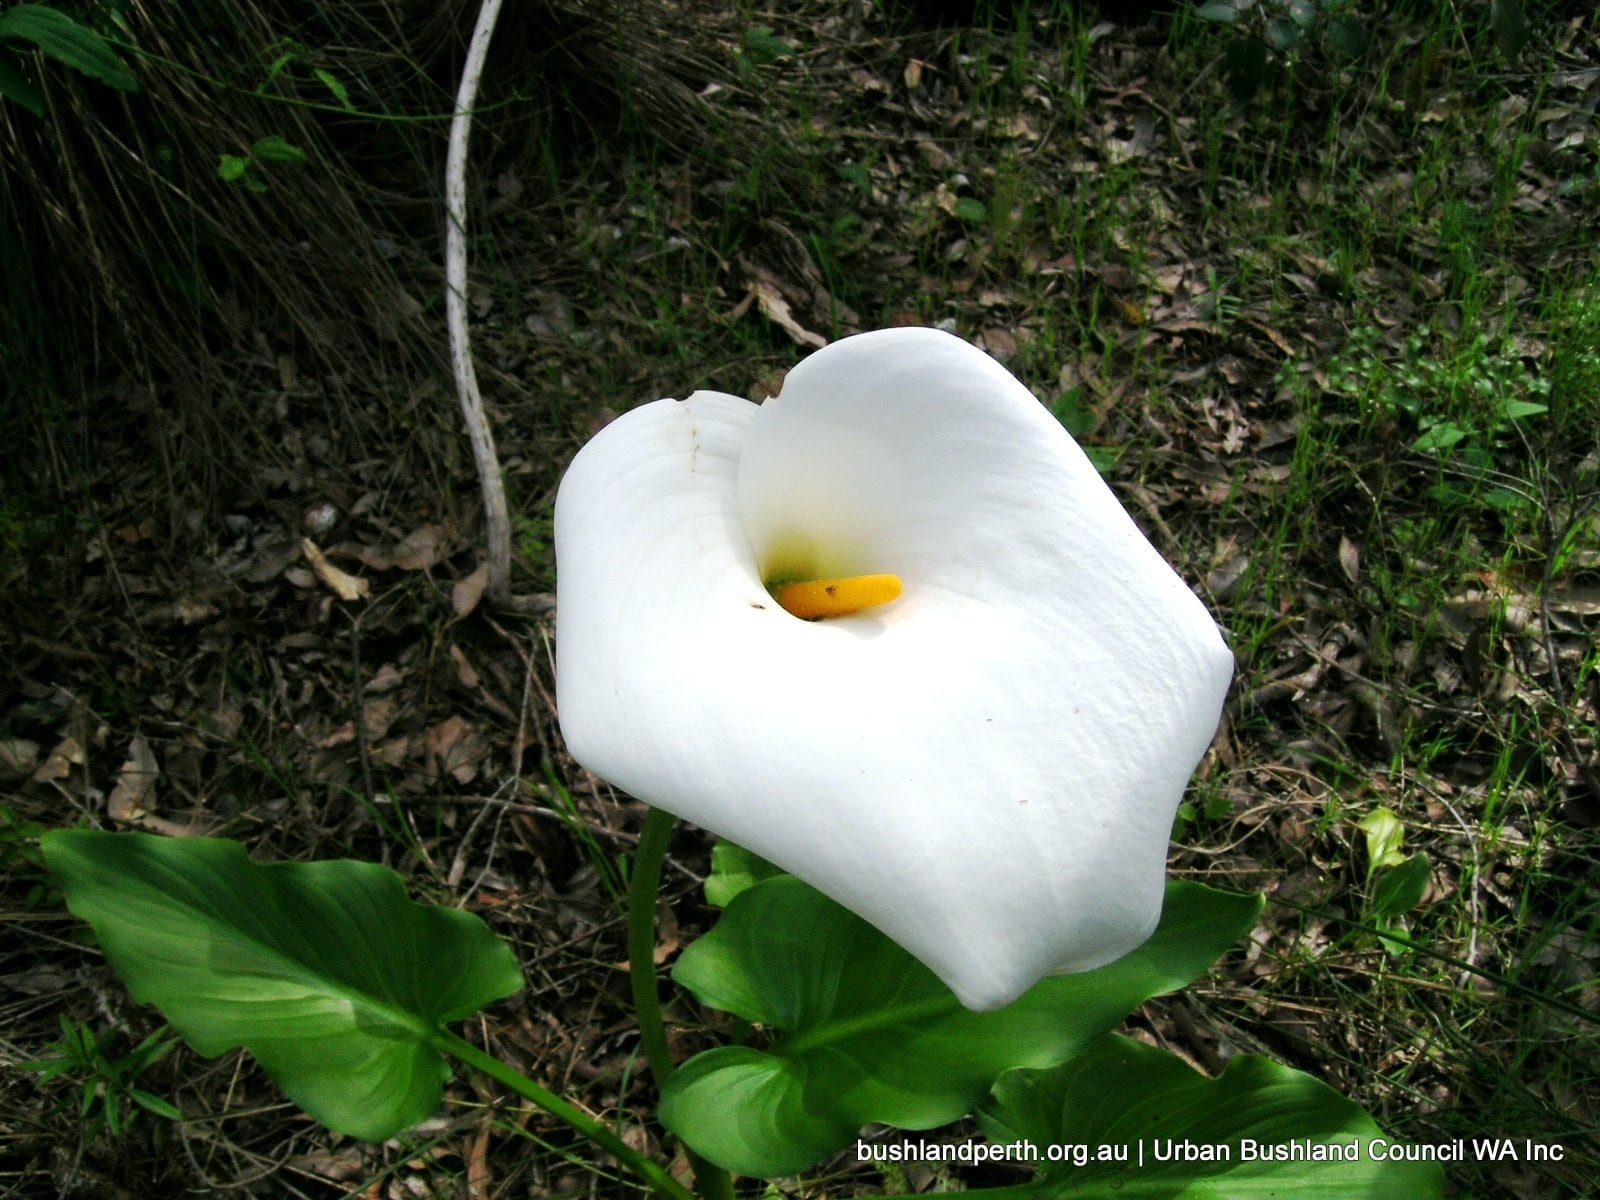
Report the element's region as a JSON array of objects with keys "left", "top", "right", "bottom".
[{"left": 750, "top": 602, "right": 767, "bottom": 609}]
